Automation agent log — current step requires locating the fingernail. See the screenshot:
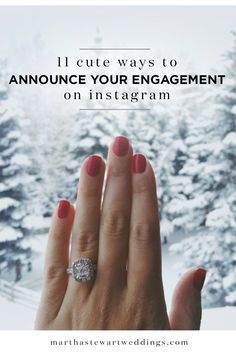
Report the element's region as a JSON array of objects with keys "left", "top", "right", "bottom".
[
  {"left": 193, "top": 268, "right": 207, "bottom": 291},
  {"left": 132, "top": 154, "right": 147, "bottom": 173},
  {"left": 113, "top": 136, "right": 129, "bottom": 157},
  {"left": 58, "top": 200, "right": 70, "bottom": 219},
  {"left": 86, "top": 155, "right": 102, "bottom": 177}
]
